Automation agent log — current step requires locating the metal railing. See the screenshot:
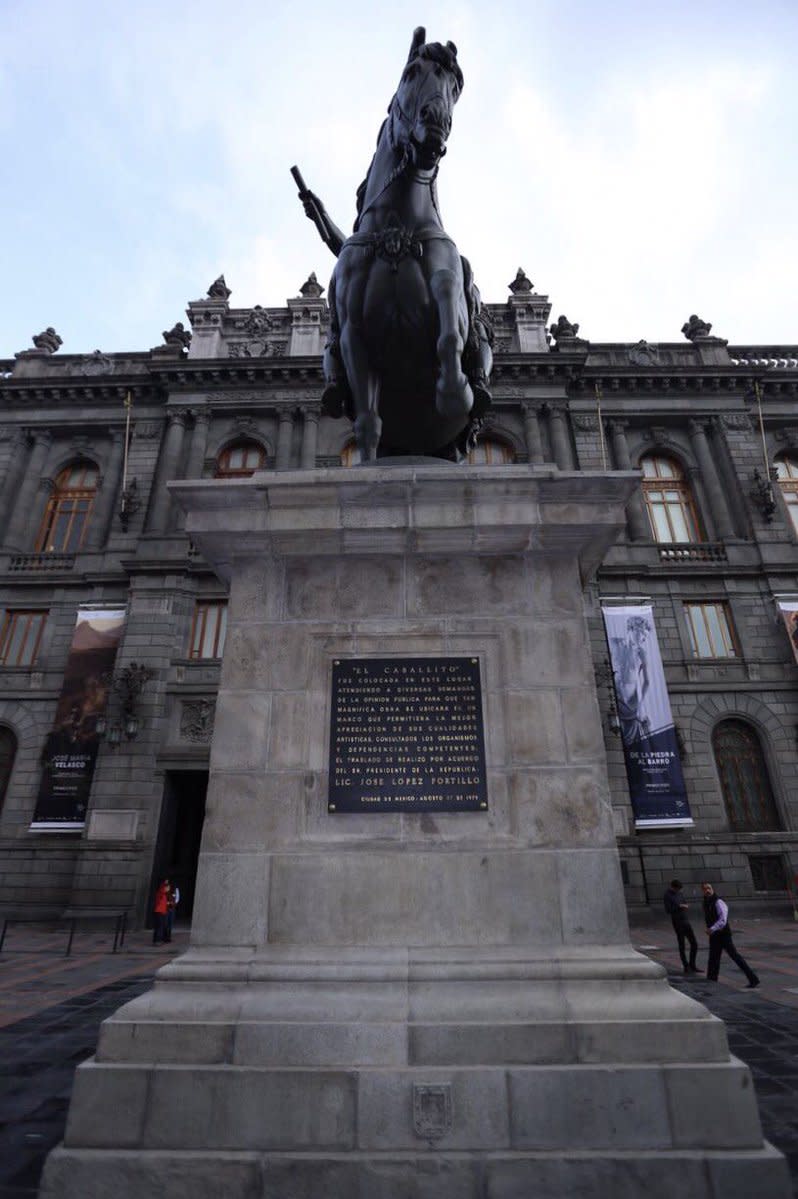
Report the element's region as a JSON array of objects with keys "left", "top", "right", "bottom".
[
  {"left": 8, "top": 552, "right": 76, "bottom": 572},
  {"left": 657, "top": 543, "right": 727, "bottom": 563}
]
